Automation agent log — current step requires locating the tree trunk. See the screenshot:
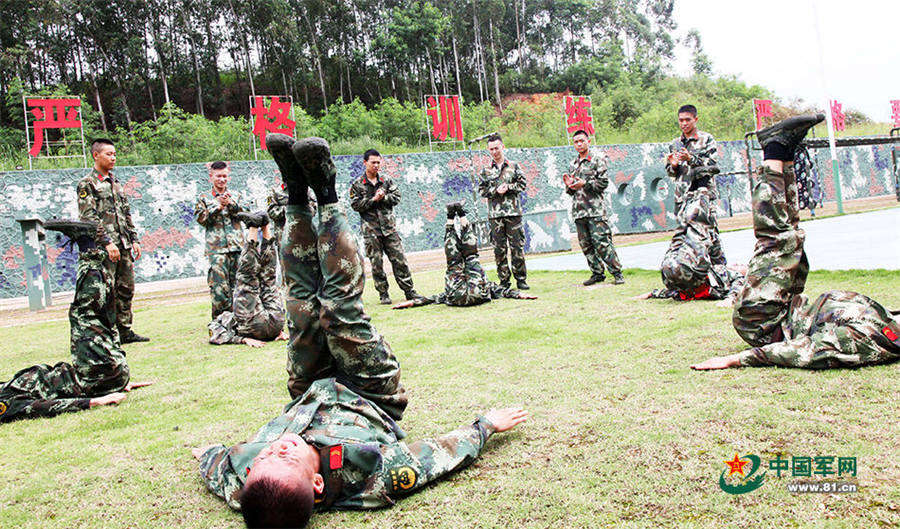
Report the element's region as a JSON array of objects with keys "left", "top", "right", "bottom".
[
  {"left": 92, "top": 74, "right": 108, "bottom": 132},
  {"left": 300, "top": 11, "right": 328, "bottom": 112},
  {"left": 515, "top": 0, "right": 523, "bottom": 74},
  {"left": 473, "top": 7, "right": 484, "bottom": 103},
  {"left": 452, "top": 35, "right": 462, "bottom": 100},
  {"left": 489, "top": 18, "right": 502, "bottom": 110}
]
